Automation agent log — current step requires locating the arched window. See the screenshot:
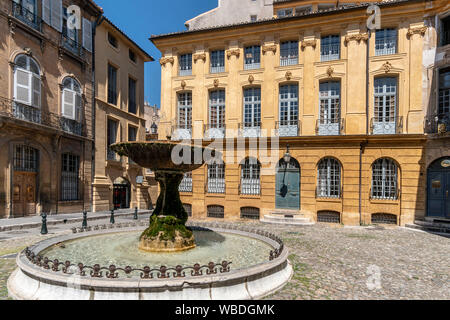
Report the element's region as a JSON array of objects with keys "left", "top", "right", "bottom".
[
  {"left": 240, "top": 158, "right": 261, "bottom": 195},
  {"left": 207, "top": 205, "right": 224, "bottom": 219},
  {"left": 371, "top": 158, "right": 398, "bottom": 200},
  {"left": 317, "top": 158, "right": 341, "bottom": 198},
  {"left": 13, "top": 54, "right": 41, "bottom": 108},
  {"left": 207, "top": 161, "right": 225, "bottom": 194},
  {"left": 61, "top": 77, "right": 82, "bottom": 120}
]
